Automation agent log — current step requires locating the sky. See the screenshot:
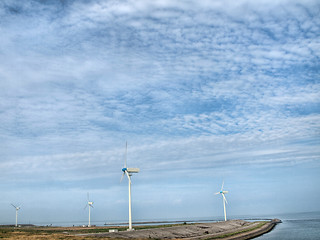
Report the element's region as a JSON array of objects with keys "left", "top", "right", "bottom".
[{"left": 0, "top": 0, "right": 319, "bottom": 225}]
